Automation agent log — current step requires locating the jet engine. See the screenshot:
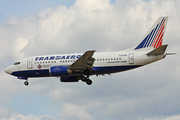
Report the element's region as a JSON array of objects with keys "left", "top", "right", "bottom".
[
  {"left": 49, "top": 66, "right": 72, "bottom": 76},
  {"left": 60, "top": 76, "right": 81, "bottom": 82}
]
